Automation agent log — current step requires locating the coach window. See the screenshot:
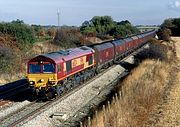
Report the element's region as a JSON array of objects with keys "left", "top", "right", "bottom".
[{"left": 57, "top": 64, "right": 61, "bottom": 72}]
